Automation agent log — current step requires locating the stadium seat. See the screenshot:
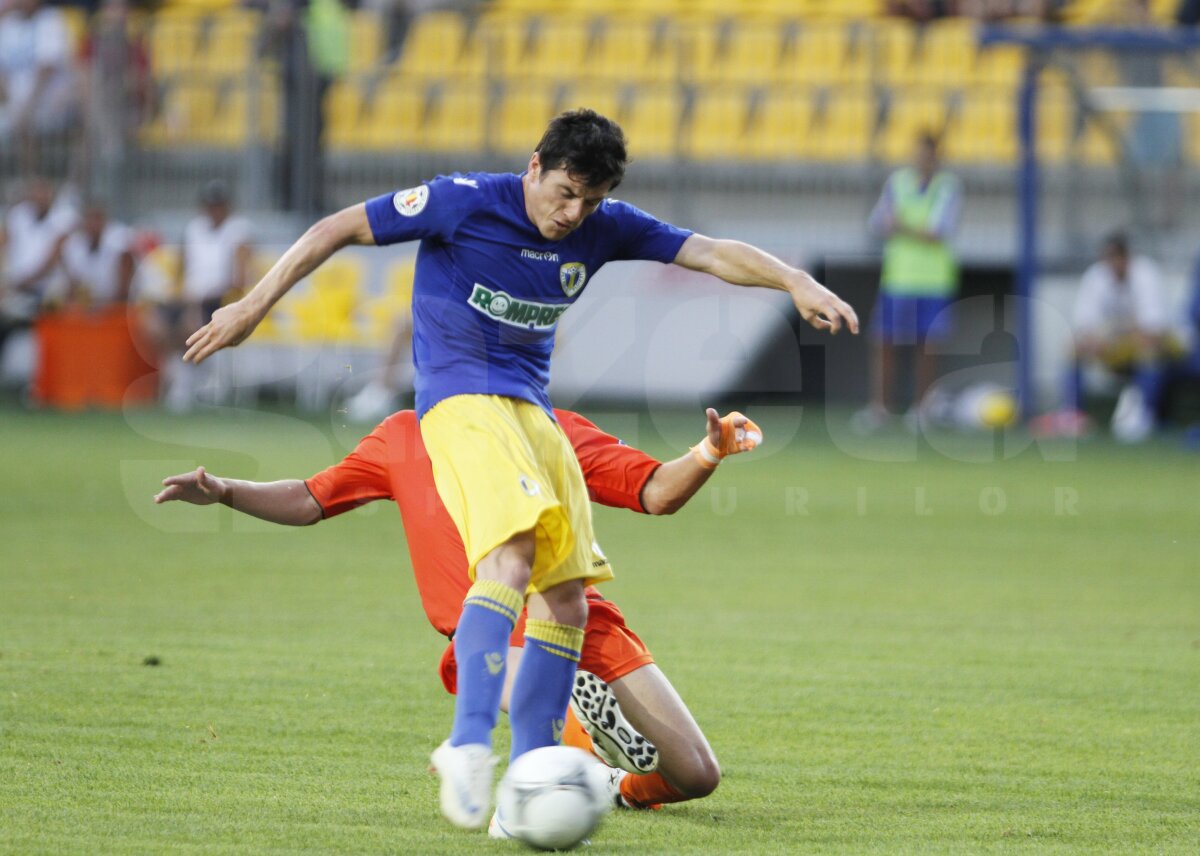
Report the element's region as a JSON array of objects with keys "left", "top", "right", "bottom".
[
  {"left": 943, "top": 88, "right": 1017, "bottom": 165},
  {"left": 747, "top": 88, "right": 816, "bottom": 161},
  {"left": 561, "top": 81, "right": 624, "bottom": 121},
  {"left": 359, "top": 75, "right": 427, "bottom": 151},
  {"left": 875, "top": 89, "right": 948, "bottom": 163},
  {"left": 591, "top": 17, "right": 680, "bottom": 84},
  {"left": 324, "top": 79, "right": 364, "bottom": 149},
  {"left": 425, "top": 82, "right": 488, "bottom": 152},
  {"left": 871, "top": 20, "right": 918, "bottom": 88},
  {"left": 683, "top": 87, "right": 753, "bottom": 161},
  {"left": 396, "top": 11, "right": 468, "bottom": 79},
  {"left": 779, "top": 21, "right": 860, "bottom": 87},
  {"left": 701, "top": 20, "right": 785, "bottom": 85},
  {"left": 912, "top": 19, "right": 976, "bottom": 88},
  {"left": 494, "top": 84, "right": 560, "bottom": 154},
  {"left": 292, "top": 257, "right": 365, "bottom": 344},
  {"left": 348, "top": 10, "right": 385, "bottom": 73},
  {"left": 620, "top": 87, "right": 681, "bottom": 159},
  {"left": 1036, "top": 86, "right": 1074, "bottom": 164},
  {"left": 525, "top": 15, "right": 596, "bottom": 81},
  {"left": 973, "top": 44, "right": 1026, "bottom": 87},
  {"left": 148, "top": 10, "right": 204, "bottom": 76},
  {"left": 466, "top": 11, "right": 533, "bottom": 82},
  {"left": 806, "top": 85, "right": 874, "bottom": 161},
  {"left": 361, "top": 258, "right": 416, "bottom": 347},
  {"left": 198, "top": 9, "right": 258, "bottom": 75}
]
